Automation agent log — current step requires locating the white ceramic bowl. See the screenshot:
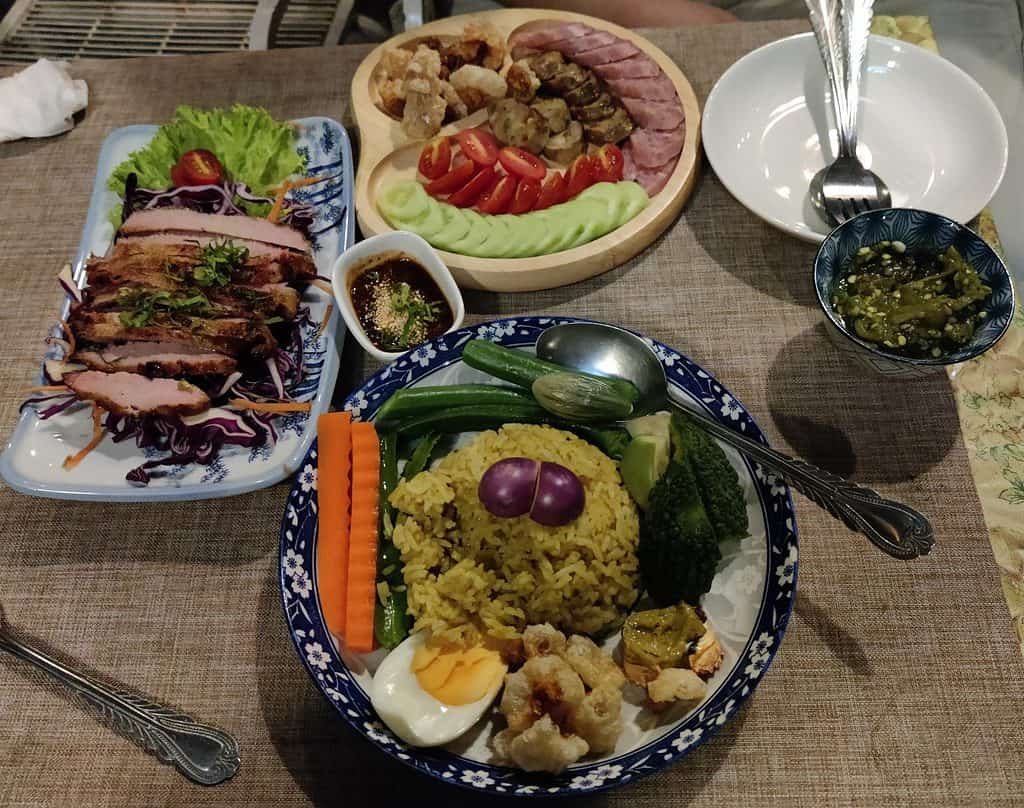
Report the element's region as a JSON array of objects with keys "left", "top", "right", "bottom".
[
  {"left": 331, "top": 231, "right": 465, "bottom": 362},
  {"left": 702, "top": 33, "right": 1008, "bottom": 242}
]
